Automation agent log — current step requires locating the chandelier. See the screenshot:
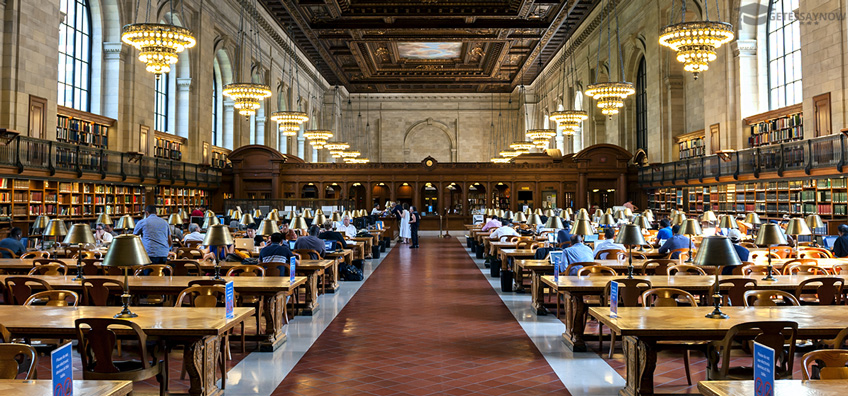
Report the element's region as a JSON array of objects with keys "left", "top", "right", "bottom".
[
  {"left": 659, "top": 0, "right": 734, "bottom": 78},
  {"left": 499, "top": 150, "right": 523, "bottom": 158},
  {"left": 344, "top": 158, "right": 370, "bottom": 164},
  {"left": 223, "top": 83, "right": 272, "bottom": 117},
  {"left": 325, "top": 141, "right": 350, "bottom": 158},
  {"left": 525, "top": 129, "right": 556, "bottom": 149},
  {"left": 550, "top": 51, "right": 587, "bottom": 134},
  {"left": 121, "top": 24, "right": 195, "bottom": 77},
  {"left": 510, "top": 141, "right": 535, "bottom": 151},
  {"left": 491, "top": 157, "right": 511, "bottom": 164},
  {"left": 585, "top": 82, "right": 635, "bottom": 116},
  {"left": 304, "top": 130, "right": 333, "bottom": 149},
  {"left": 270, "top": 111, "right": 309, "bottom": 136},
  {"left": 339, "top": 150, "right": 361, "bottom": 159}
]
